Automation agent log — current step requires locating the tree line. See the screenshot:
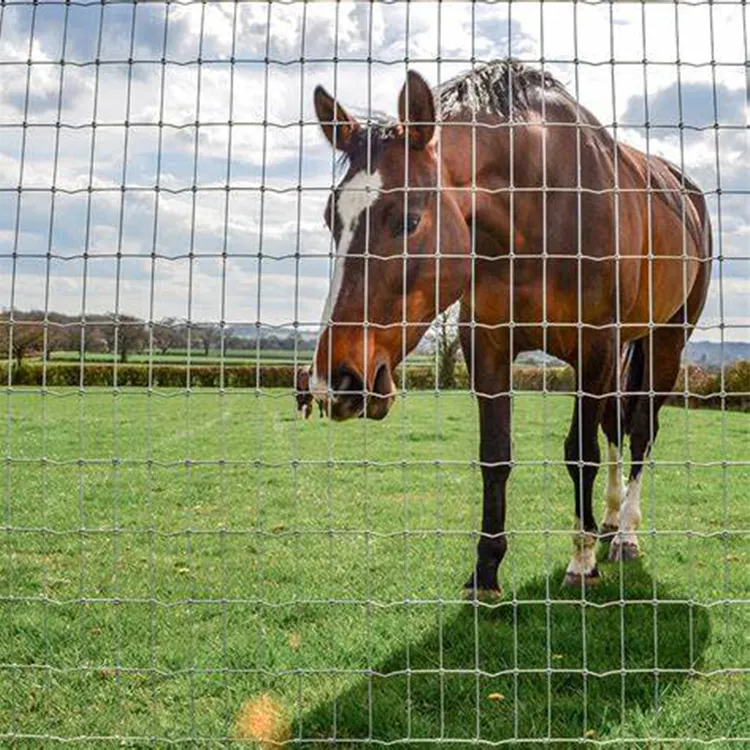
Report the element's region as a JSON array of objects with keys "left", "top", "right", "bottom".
[
  {"left": 1, "top": 306, "right": 463, "bottom": 383},
  {"left": 0, "top": 310, "right": 314, "bottom": 365},
  {"left": 1, "top": 306, "right": 551, "bottom": 389}
]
